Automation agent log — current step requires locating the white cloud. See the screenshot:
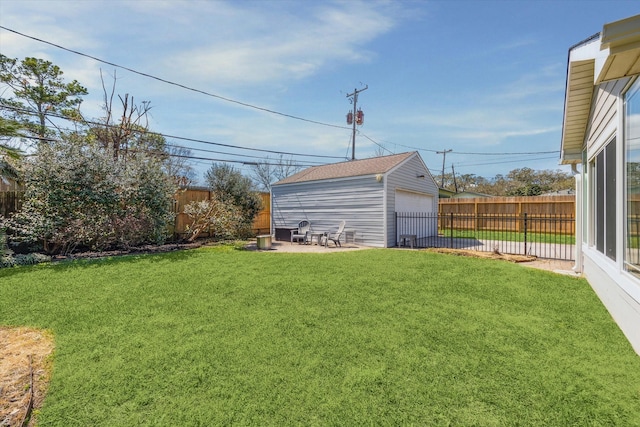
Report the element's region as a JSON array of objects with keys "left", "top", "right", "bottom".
[{"left": 162, "top": 1, "right": 397, "bottom": 86}]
